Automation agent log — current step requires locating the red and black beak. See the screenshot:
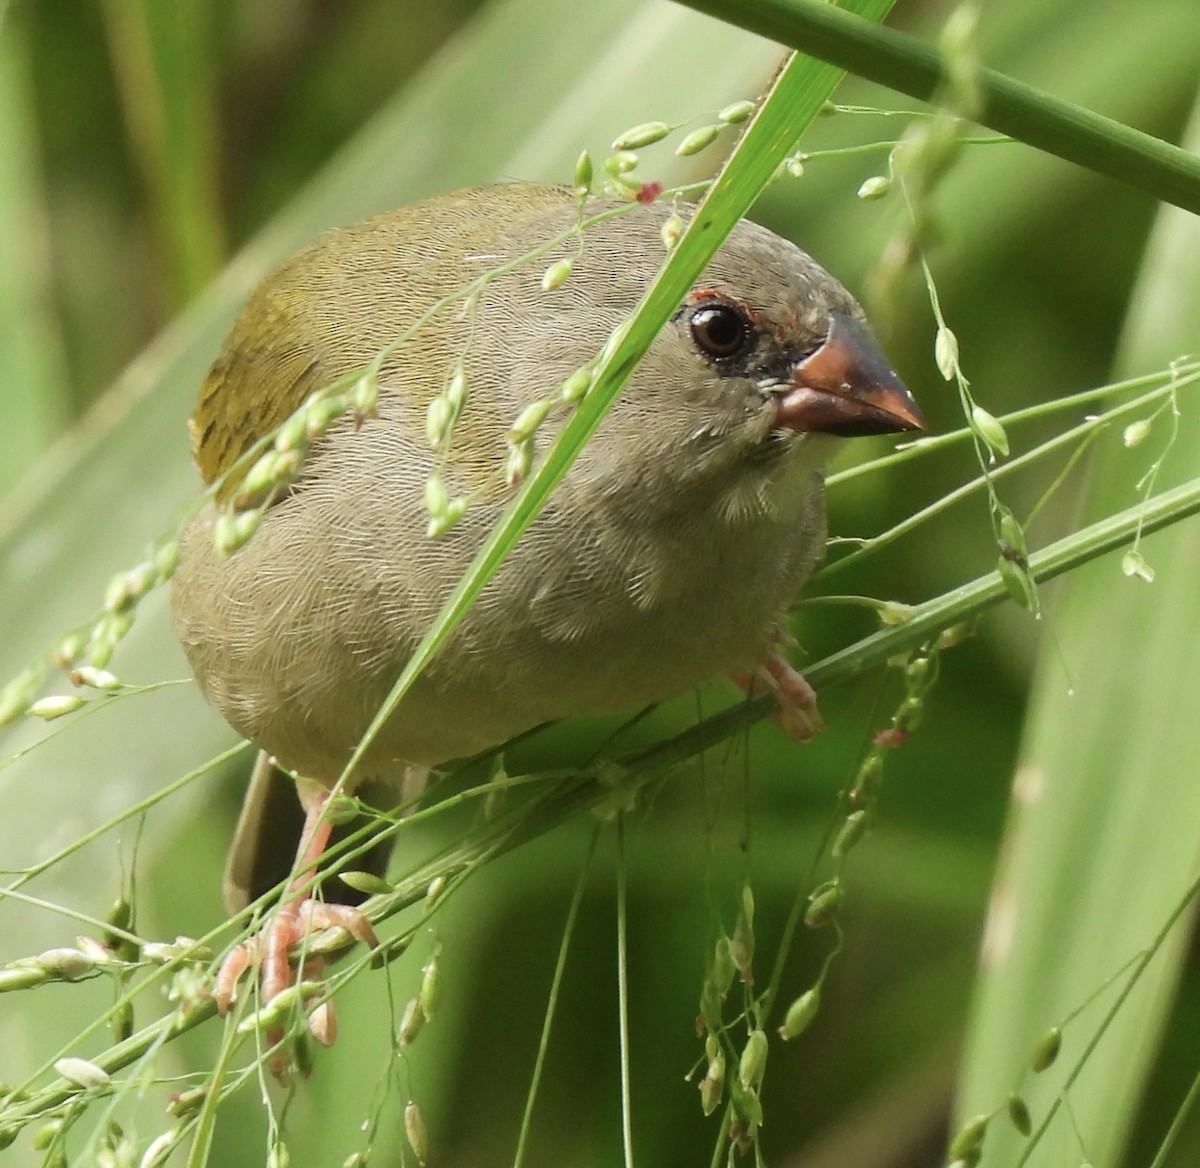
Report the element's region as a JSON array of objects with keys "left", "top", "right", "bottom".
[{"left": 772, "top": 311, "right": 925, "bottom": 436}]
